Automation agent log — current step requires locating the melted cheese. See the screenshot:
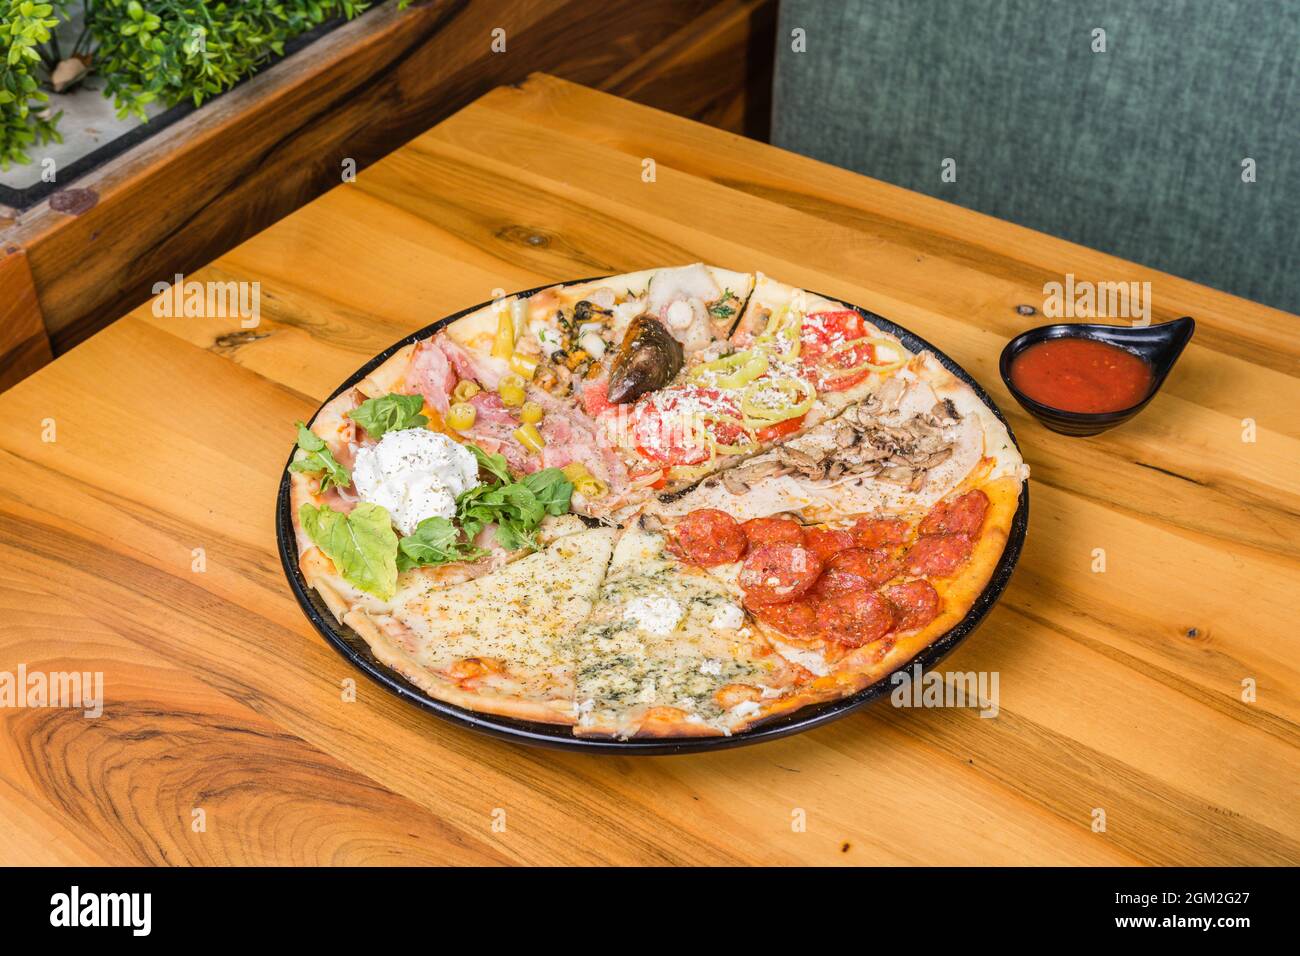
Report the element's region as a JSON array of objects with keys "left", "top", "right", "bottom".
[
  {"left": 571, "top": 528, "right": 778, "bottom": 737},
  {"left": 379, "top": 528, "right": 616, "bottom": 700}
]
